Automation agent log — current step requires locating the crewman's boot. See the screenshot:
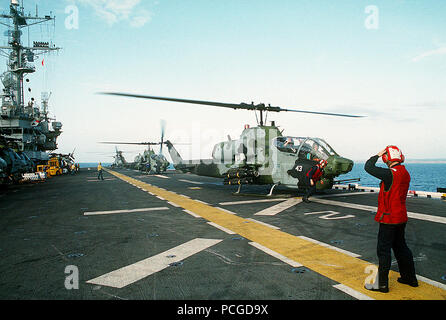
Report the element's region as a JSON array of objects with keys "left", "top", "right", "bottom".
[
  {"left": 397, "top": 277, "right": 419, "bottom": 287},
  {"left": 364, "top": 279, "right": 389, "bottom": 293},
  {"left": 364, "top": 271, "right": 389, "bottom": 293},
  {"left": 364, "top": 285, "right": 389, "bottom": 293}
]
